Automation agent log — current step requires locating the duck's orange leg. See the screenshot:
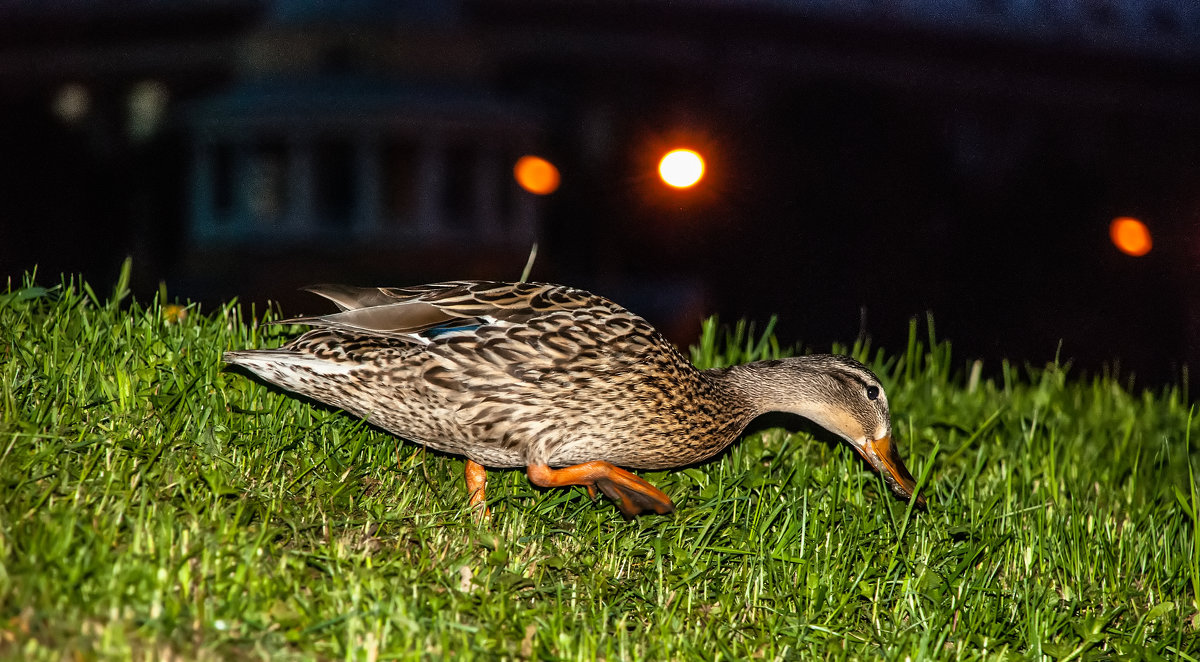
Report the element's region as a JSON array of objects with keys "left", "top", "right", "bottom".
[
  {"left": 527, "top": 462, "right": 675, "bottom": 517},
  {"left": 465, "top": 459, "right": 490, "bottom": 518}
]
